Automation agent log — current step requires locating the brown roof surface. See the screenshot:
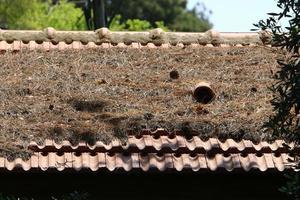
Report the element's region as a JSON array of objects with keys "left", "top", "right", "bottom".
[{"left": 0, "top": 29, "right": 292, "bottom": 172}]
